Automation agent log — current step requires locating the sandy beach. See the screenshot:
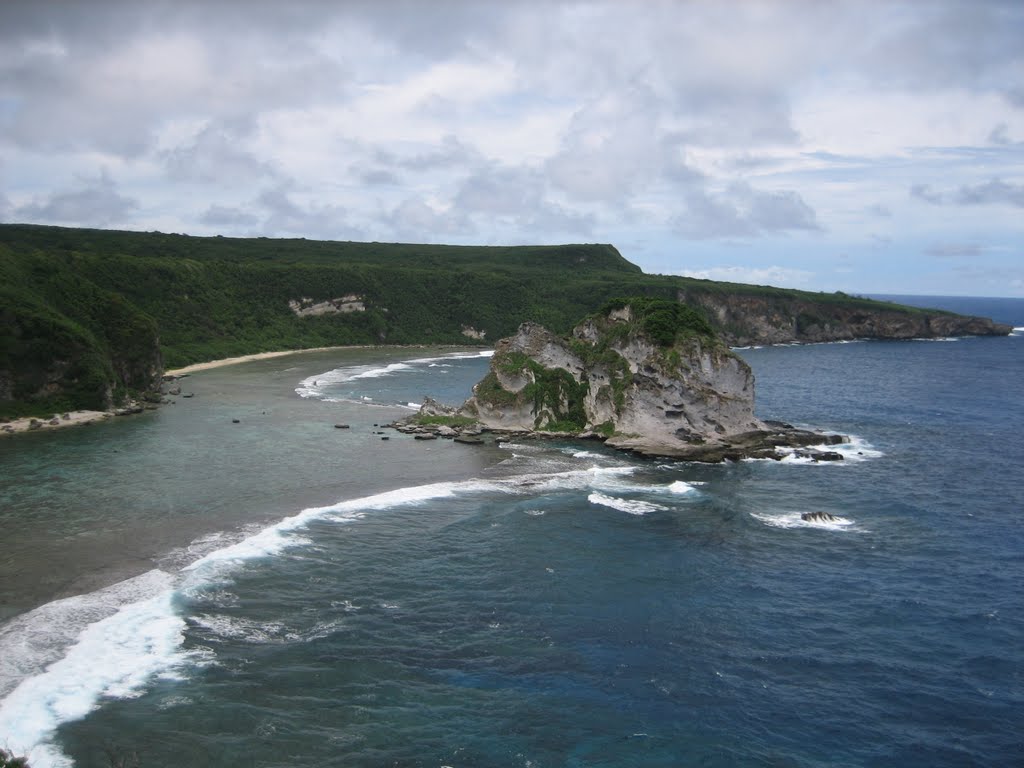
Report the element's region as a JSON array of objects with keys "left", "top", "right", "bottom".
[
  {"left": 1, "top": 410, "right": 113, "bottom": 436},
  {"left": 3, "top": 344, "right": 483, "bottom": 437},
  {"left": 0, "top": 348, "right": 351, "bottom": 437},
  {"left": 164, "top": 345, "right": 367, "bottom": 376}
]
